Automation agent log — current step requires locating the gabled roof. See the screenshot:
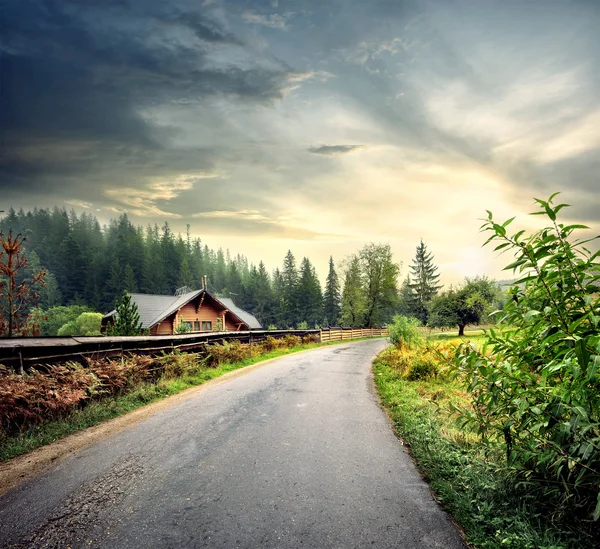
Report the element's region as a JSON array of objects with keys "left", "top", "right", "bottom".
[
  {"left": 218, "top": 297, "right": 262, "bottom": 329},
  {"left": 103, "top": 290, "right": 259, "bottom": 330},
  {"left": 139, "top": 290, "right": 203, "bottom": 329}
]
